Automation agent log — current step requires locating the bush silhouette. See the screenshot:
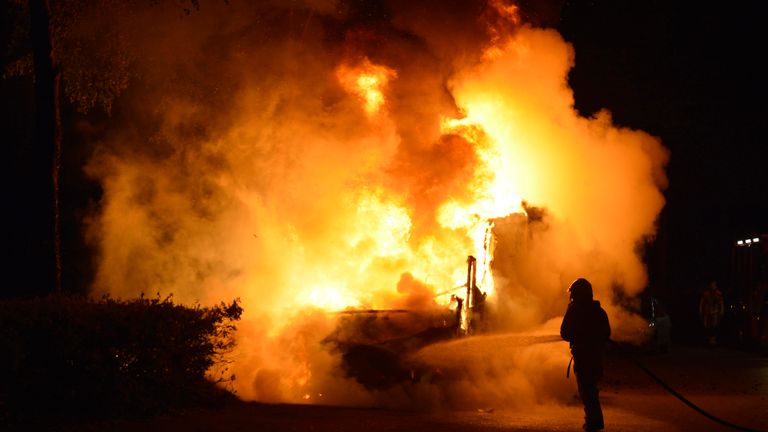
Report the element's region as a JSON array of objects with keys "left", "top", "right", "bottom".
[{"left": 0, "top": 294, "right": 242, "bottom": 424}]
